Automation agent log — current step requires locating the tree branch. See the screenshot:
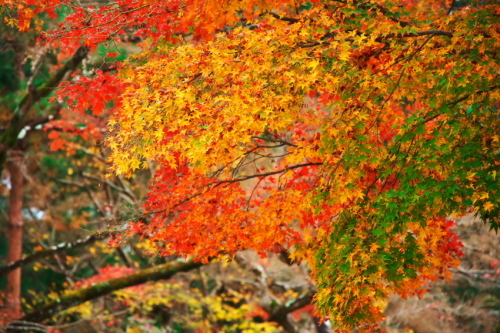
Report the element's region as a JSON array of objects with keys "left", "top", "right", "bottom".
[
  {"left": 369, "top": 3, "right": 412, "bottom": 28},
  {"left": 19, "top": 45, "right": 89, "bottom": 116},
  {"left": 80, "top": 172, "right": 136, "bottom": 201},
  {"left": 447, "top": 0, "right": 457, "bottom": 15},
  {"left": 380, "top": 30, "right": 453, "bottom": 39},
  {"left": 423, "top": 84, "right": 499, "bottom": 123},
  {"left": 270, "top": 290, "right": 315, "bottom": 321},
  {"left": 268, "top": 290, "right": 315, "bottom": 333},
  {"left": 211, "top": 162, "right": 323, "bottom": 186},
  {"left": 0, "top": 233, "right": 110, "bottom": 278},
  {"left": 267, "top": 12, "right": 300, "bottom": 24},
  {"left": 6, "top": 320, "right": 49, "bottom": 333},
  {"left": 298, "top": 28, "right": 454, "bottom": 49},
  {"left": 0, "top": 46, "right": 89, "bottom": 171},
  {"left": 19, "top": 260, "right": 203, "bottom": 323}
]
